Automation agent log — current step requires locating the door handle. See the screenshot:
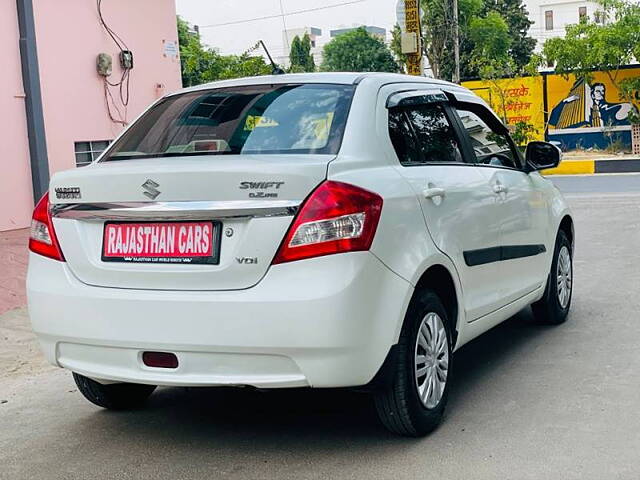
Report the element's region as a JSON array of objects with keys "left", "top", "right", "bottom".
[{"left": 423, "top": 187, "right": 446, "bottom": 200}]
